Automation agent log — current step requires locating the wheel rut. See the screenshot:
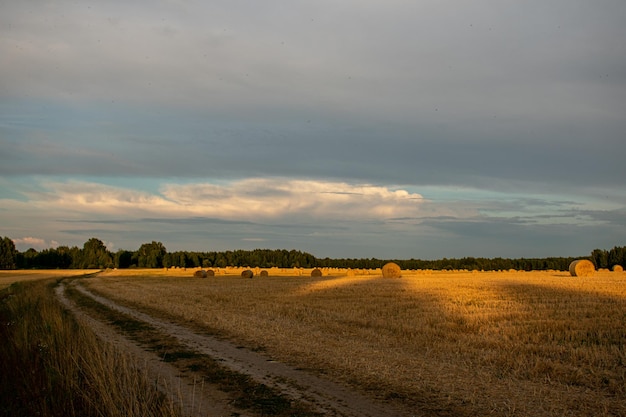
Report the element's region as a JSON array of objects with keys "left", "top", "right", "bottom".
[{"left": 57, "top": 281, "right": 414, "bottom": 417}]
